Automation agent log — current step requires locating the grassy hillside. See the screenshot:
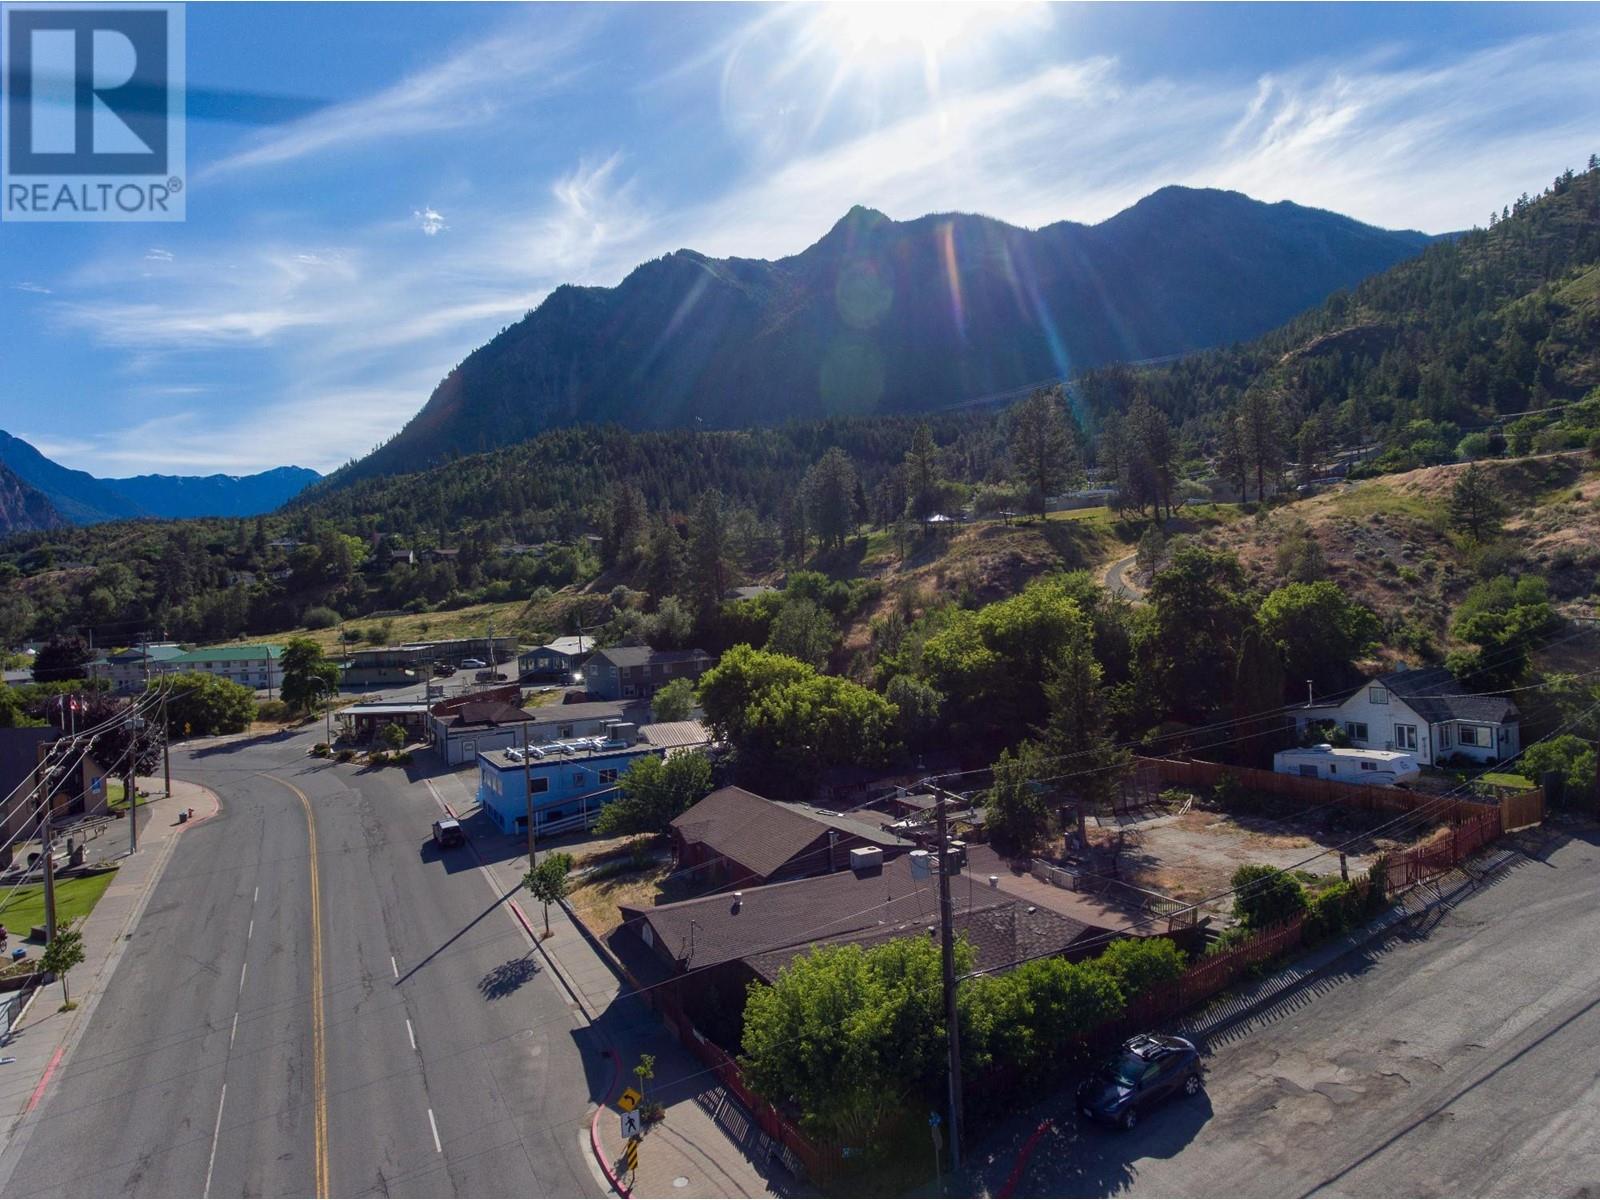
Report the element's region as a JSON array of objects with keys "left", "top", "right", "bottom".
[{"left": 1190, "top": 450, "right": 1600, "bottom": 655}]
